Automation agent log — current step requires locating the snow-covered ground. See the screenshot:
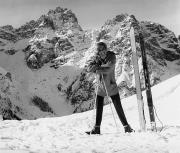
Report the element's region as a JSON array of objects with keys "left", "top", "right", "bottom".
[{"left": 0, "top": 73, "right": 180, "bottom": 153}]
